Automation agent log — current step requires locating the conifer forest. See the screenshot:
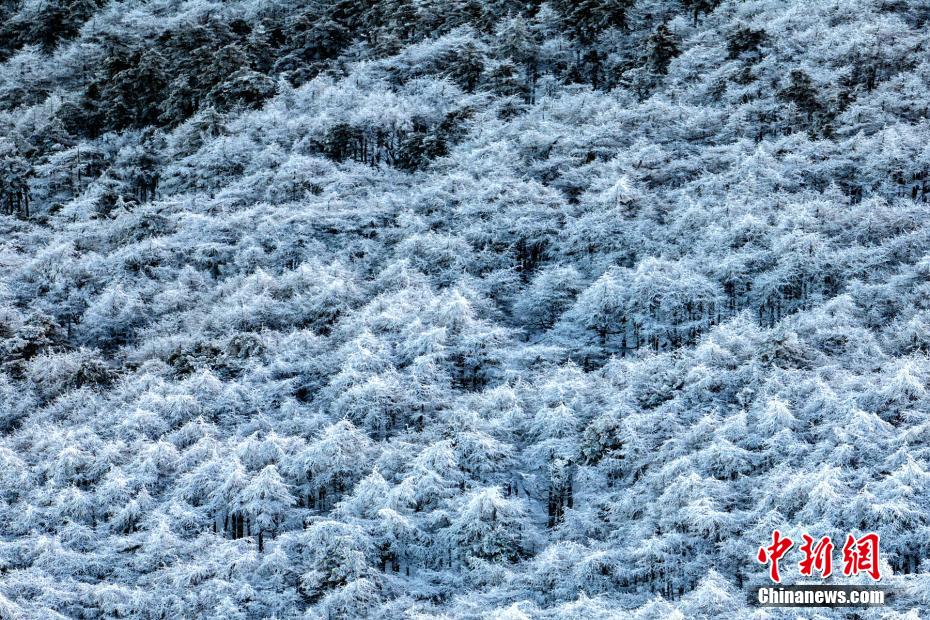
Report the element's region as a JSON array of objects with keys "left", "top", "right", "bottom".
[{"left": 1, "top": 0, "right": 930, "bottom": 617}]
